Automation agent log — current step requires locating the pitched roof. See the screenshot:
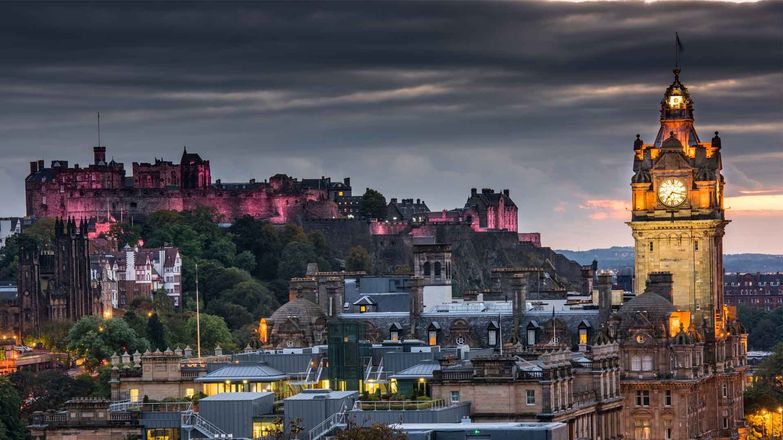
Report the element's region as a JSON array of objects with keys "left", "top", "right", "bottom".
[{"left": 391, "top": 361, "right": 441, "bottom": 379}]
